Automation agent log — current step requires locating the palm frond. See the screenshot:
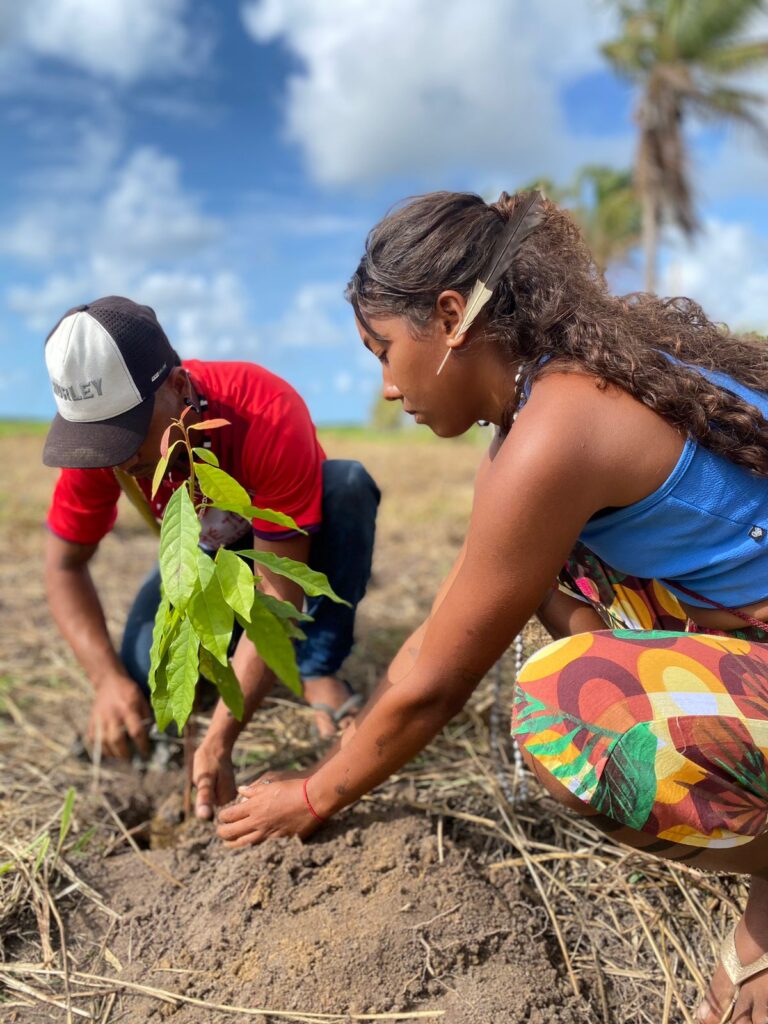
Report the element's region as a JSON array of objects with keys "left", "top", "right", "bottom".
[
  {"left": 700, "top": 39, "right": 768, "bottom": 74},
  {"left": 688, "top": 85, "right": 768, "bottom": 138},
  {"left": 674, "top": 0, "right": 767, "bottom": 59}
]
